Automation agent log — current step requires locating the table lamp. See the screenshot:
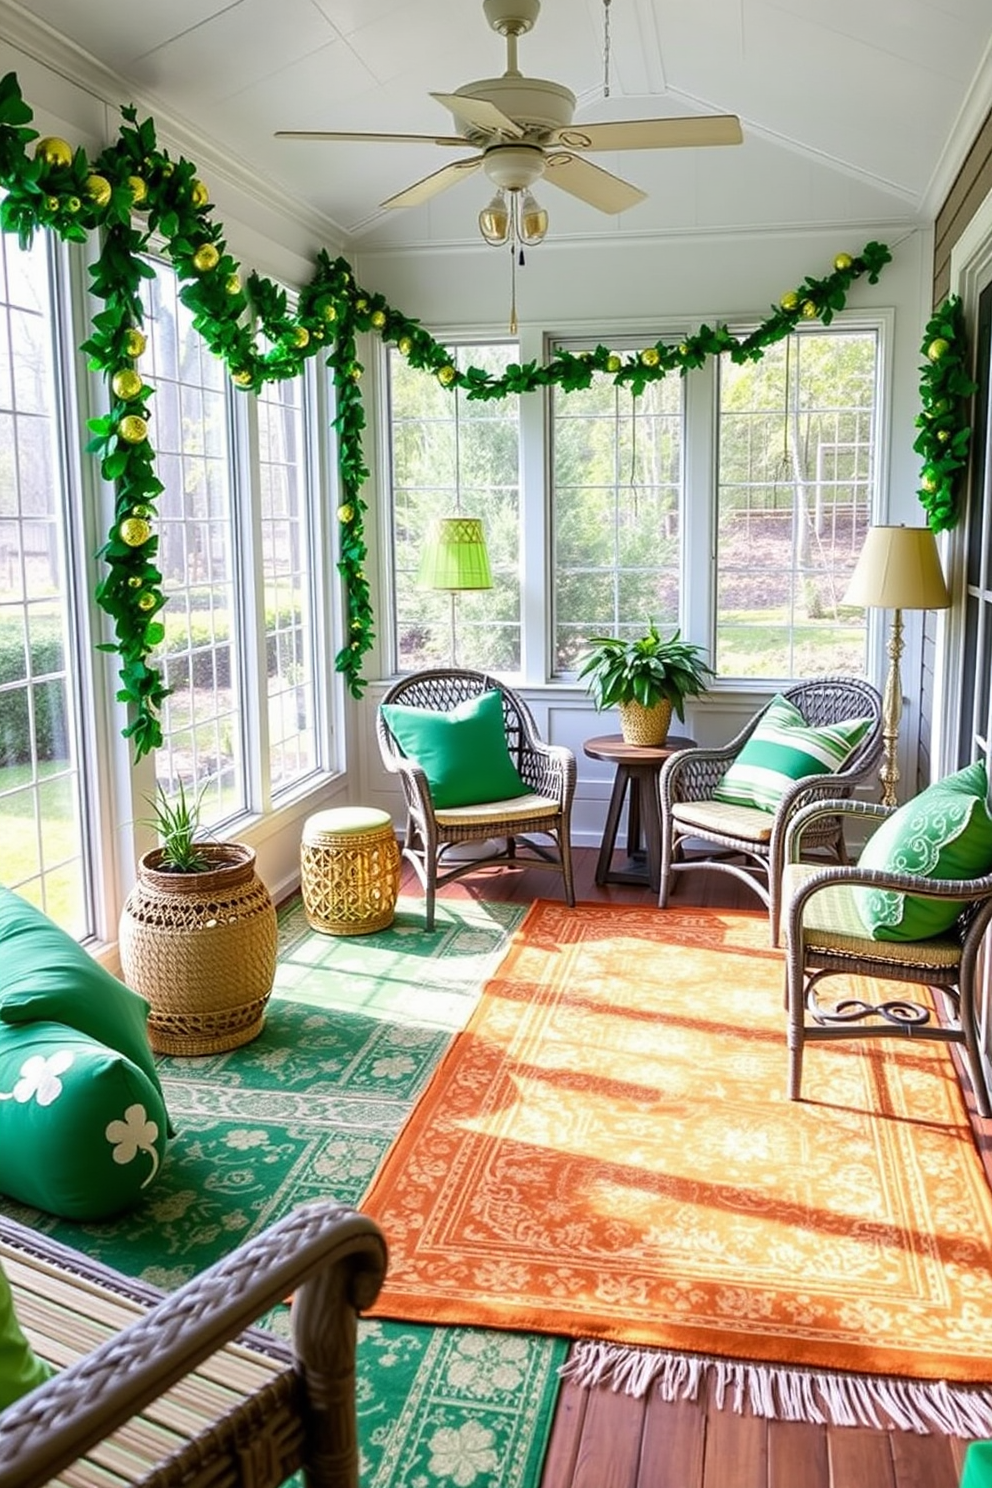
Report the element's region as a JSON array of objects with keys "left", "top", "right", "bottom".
[
  {"left": 417, "top": 516, "right": 492, "bottom": 665},
  {"left": 843, "top": 524, "right": 951, "bottom": 806}
]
